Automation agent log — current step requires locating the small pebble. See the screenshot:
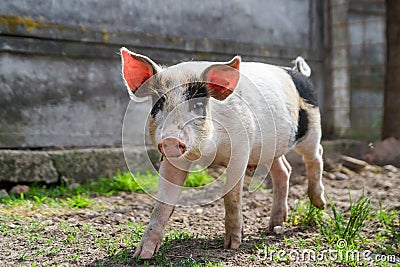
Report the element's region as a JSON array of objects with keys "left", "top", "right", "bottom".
[
  {"left": 195, "top": 208, "right": 203, "bottom": 215},
  {"left": 10, "top": 185, "right": 30, "bottom": 194},
  {"left": 365, "top": 165, "right": 377, "bottom": 172},
  {"left": 67, "top": 217, "right": 77, "bottom": 223},
  {"left": 383, "top": 165, "right": 398, "bottom": 173},
  {"left": 8, "top": 223, "right": 17, "bottom": 229},
  {"left": 33, "top": 214, "right": 43, "bottom": 220},
  {"left": 114, "top": 213, "right": 126, "bottom": 224},
  {"left": 334, "top": 172, "right": 349, "bottom": 180},
  {"left": 0, "top": 189, "right": 9, "bottom": 198},
  {"left": 381, "top": 181, "right": 393, "bottom": 190},
  {"left": 273, "top": 226, "right": 284, "bottom": 234},
  {"left": 173, "top": 218, "right": 183, "bottom": 223},
  {"left": 324, "top": 172, "right": 336, "bottom": 180}
]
